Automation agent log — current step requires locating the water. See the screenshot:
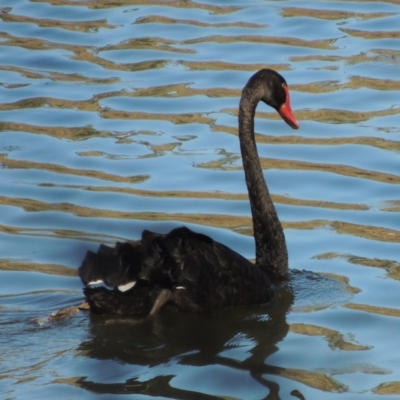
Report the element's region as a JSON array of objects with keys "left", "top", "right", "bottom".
[{"left": 1, "top": 0, "right": 399, "bottom": 399}]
